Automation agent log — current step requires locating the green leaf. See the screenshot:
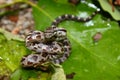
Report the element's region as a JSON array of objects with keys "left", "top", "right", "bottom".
[
  {"left": 11, "top": 68, "right": 37, "bottom": 80},
  {"left": 11, "top": 67, "right": 52, "bottom": 80},
  {"left": 32, "top": 0, "right": 120, "bottom": 80},
  {"left": 0, "top": 33, "right": 28, "bottom": 72},
  {"left": 98, "top": 0, "right": 120, "bottom": 20},
  {"left": 32, "top": 0, "right": 97, "bottom": 30},
  {"left": 0, "top": 61, "right": 11, "bottom": 76},
  {"left": 0, "top": 30, "right": 29, "bottom": 79}
]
